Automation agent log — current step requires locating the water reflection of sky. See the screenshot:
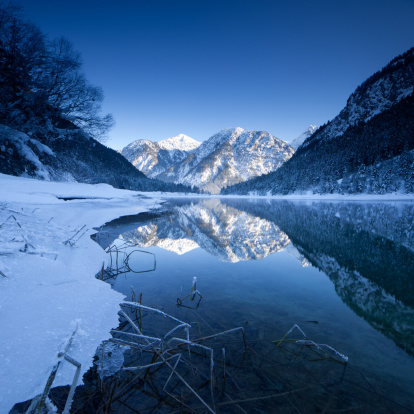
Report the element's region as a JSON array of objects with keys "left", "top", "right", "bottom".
[{"left": 98, "top": 198, "right": 414, "bottom": 410}]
